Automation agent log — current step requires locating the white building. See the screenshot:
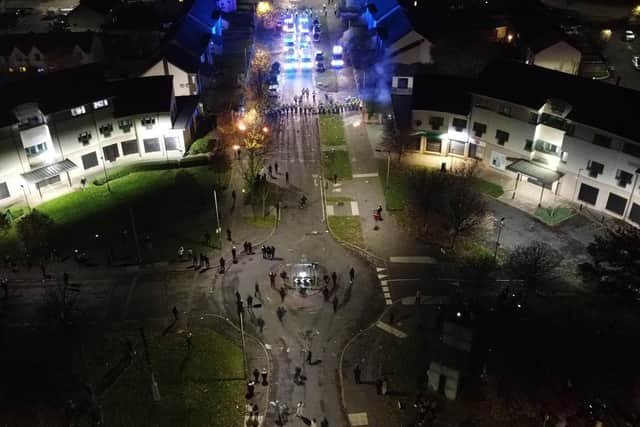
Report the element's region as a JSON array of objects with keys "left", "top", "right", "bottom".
[
  {"left": 392, "top": 60, "right": 640, "bottom": 226},
  {"left": 0, "top": 66, "right": 199, "bottom": 206}
]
